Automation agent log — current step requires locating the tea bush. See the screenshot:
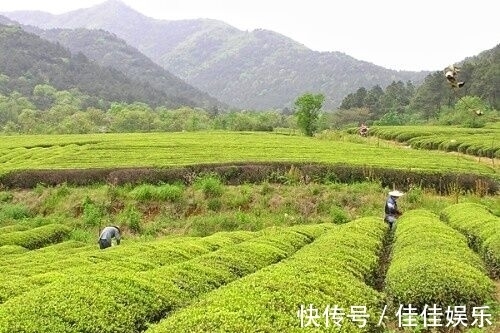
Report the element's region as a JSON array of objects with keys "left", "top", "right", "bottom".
[
  {"left": 385, "top": 210, "right": 494, "bottom": 312},
  {"left": 441, "top": 203, "right": 500, "bottom": 278}
]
